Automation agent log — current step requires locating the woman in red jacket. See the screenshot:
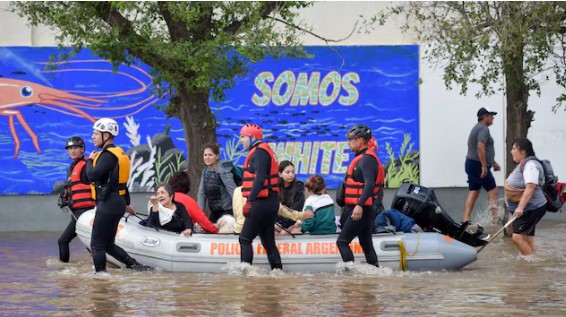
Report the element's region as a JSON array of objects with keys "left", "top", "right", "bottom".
[{"left": 169, "top": 171, "right": 218, "bottom": 233}]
